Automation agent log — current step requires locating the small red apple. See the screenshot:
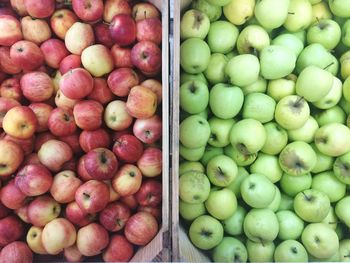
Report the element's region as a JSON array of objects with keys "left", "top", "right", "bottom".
[
  {"left": 111, "top": 44, "right": 133, "bottom": 68},
  {"left": 24, "top": 0, "right": 55, "bottom": 18},
  {"left": 48, "top": 107, "right": 77, "bottom": 137},
  {"left": 64, "top": 245, "right": 83, "bottom": 263},
  {"left": 40, "top": 39, "right": 69, "bottom": 69},
  {"left": 94, "top": 23, "right": 113, "bottom": 48},
  {"left": 79, "top": 128, "right": 111, "bottom": 153},
  {"left": 10, "top": 40, "right": 44, "bottom": 71},
  {"left": 72, "top": 0, "right": 103, "bottom": 22},
  {"left": 99, "top": 202, "right": 130, "bottom": 232},
  {"left": 0, "top": 201, "right": 10, "bottom": 219},
  {"left": 109, "top": 14, "right": 136, "bottom": 47},
  {"left": 113, "top": 134, "right": 143, "bottom": 163},
  {"left": 77, "top": 155, "right": 93, "bottom": 182},
  {"left": 131, "top": 40, "right": 161, "bottom": 75},
  {"left": 0, "top": 15, "right": 22, "bottom": 46},
  {"left": 20, "top": 71, "right": 54, "bottom": 102},
  {"left": 59, "top": 54, "right": 81, "bottom": 75},
  {"left": 136, "top": 18, "right": 162, "bottom": 45},
  {"left": 103, "top": 235, "right": 134, "bottom": 262},
  {"left": 0, "top": 47, "right": 21, "bottom": 74},
  {"left": 138, "top": 205, "right": 161, "bottom": 222},
  {"left": 137, "top": 147, "right": 162, "bottom": 177},
  {"left": 0, "top": 179, "right": 27, "bottom": 209},
  {"left": 73, "top": 100, "right": 103, "bottom": 131},
  {"left": 0, "top": 241, "right": 33, "bottom": 263},
  {"left": 65, "top": 201, "right": 96, "bottom": 227},
  {"left": 14, "top": 203, "right": 30, "bottom": 223},
  {"left": 34, "top": 132, "right": 56, "bottom": 152},
  {"left": 59, "top": 132, "right": 82, "bottom": 154},
  {"left": 87, "top": 77, "right": 115, "bottom": 105},
  {"left": 133, "top": 114, "right": 162, "bottom": 144},
  {"left": 120, "top": 194, "right": 138, "bottom": 210},
  {"left": 27, "top": 195, "right": 61, "bottom": 227},
  {"left": 76, "top": 223, "right": 109, "bottom": 257},
  {"left": 135, "top": 179, "right": 162, "bottom": 207},
  {"left": 59, "top": 68, "right": 94, "bottom": 100},
  {"left": 0, "top": 216, "right": 24, "bottom": 247},
  {"left": 107, "top": 68, "right": 139, "bottom": 97}
]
